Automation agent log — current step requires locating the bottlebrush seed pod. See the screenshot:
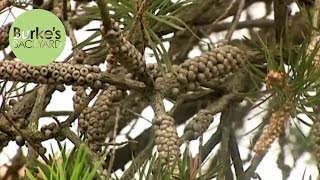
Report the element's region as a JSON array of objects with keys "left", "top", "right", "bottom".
[
  {"left": 72, "top": 70, "right": 80, "bottom": 80},
  {"left": 51, "top": 70, "right": 60, "bottom": 79},
  {"left": 59, "top": 67, "right": 68, "bottom": 76},
  {"left": 80, "top": 68, "right": 89, "bottom": 76},
  {"left": 48, "top": 64, "right": 55, "bottom": 73},
  {"left": 0, "top": 23, "right": 11, "bottom": 50},
  {"left": 40, "top": 67, "right": 48, "bottom": 76},
  {"left": 6, "top": 64, "right": 14, "bottom": 74}
]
